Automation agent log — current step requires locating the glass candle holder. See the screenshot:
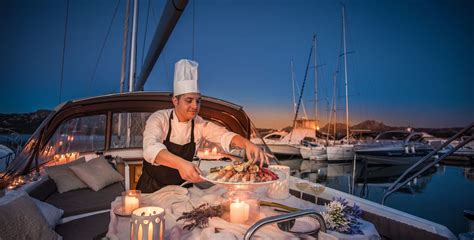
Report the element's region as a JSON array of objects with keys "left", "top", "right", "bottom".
[
  {"left": 267, "top": 165, "right": 290, "bottom": 199},
  {"left": 130, "top": 206, "right": 165, "bottom": 240},
  {"left": 122, "top": 190, "right": 141, "bottom": 215},
  {"left": 221, "top": 190, "right": 260, "bottom": 224}
]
